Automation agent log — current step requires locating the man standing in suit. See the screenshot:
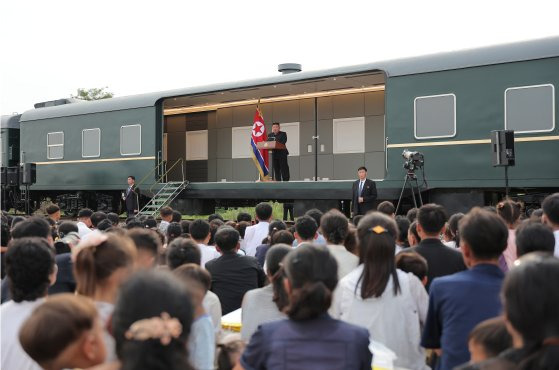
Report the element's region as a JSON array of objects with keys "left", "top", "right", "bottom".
[
  {"left": 268, "top": 122, "right": 290, "bottom": 181},
  {"left": 352, "top": 166, "right": 377, "bottom": 216},
  {"left": 123, "top": 175, "right": 140, "bottom": 217}
]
